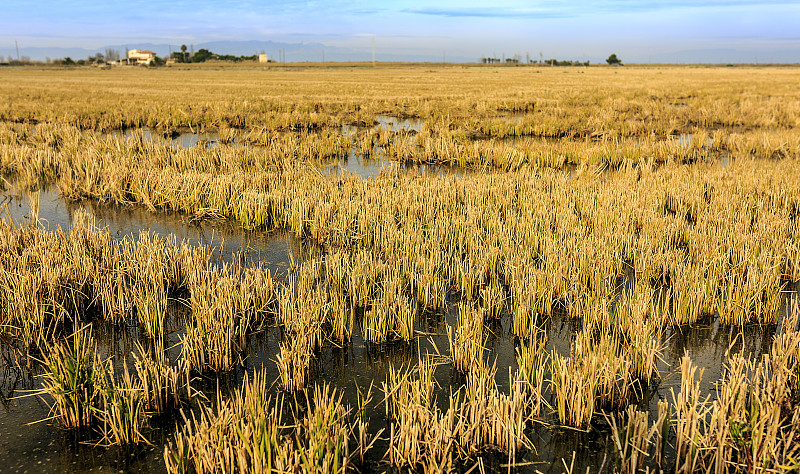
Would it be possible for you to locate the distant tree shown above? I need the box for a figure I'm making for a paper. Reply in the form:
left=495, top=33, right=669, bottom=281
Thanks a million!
left=105, top=48, right=120, bottom=62
left=215, top=53, right=257, bottom=62
left=62, top=57, right=75, bottom=65
left=606, top=53, right=622, bottom=65
left=180, top=44, right=188, bottom=62
left=190, top=48, right=214, bottom=63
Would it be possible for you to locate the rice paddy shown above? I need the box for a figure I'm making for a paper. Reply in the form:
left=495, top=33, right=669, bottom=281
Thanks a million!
left=1, top=64, right=800, bottom=473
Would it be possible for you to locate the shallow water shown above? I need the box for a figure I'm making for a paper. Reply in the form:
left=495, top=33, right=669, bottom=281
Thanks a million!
left=2, top=291, right=794, bottom=473
left=0, top=185, right=313, bottom=473
left=673, top=132, right=717, bottom=150
left=103, top=122, right=464, bottom=180
left=321, top=147, right=467, bottom=179
left=1, top=182, right=799, bottom=473
left=0, top=185, right=310, bottom=276
left=108, top=128, right=222, bottom=149
left=374, top=115, right=425, bottom=133
left=340, top=115, right=425, bottom=136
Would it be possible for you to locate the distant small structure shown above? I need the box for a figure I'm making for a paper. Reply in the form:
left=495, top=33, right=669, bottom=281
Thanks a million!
left=127, top=49, right=156, bottom=65
left=259, top=53, right=269, bottom=64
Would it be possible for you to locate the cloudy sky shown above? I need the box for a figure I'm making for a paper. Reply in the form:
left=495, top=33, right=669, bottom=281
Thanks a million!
left=2, top=0, right=798, bottom=62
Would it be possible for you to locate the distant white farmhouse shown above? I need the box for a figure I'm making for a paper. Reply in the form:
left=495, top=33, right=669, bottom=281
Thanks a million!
left=259, top=53, right=269, bottom=63
left=127, top=49, right=156, bottom=65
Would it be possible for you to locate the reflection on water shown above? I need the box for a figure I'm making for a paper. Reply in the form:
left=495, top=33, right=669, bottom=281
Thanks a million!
left=374, top=114, right=425, bottom=133
left=320, top=147, right=467, bottom=179
left=662, top=321, right=776, bottom=395
left=340, top=115, right=424, bottom=136
left=0, top=184, right=315, bottom=472
left=107, top=115, right=425, bottom=151
left=1, top=184, right=799, bottom=473
left=1, top=279, right=797, bottom=473
left=103, top=119, right=463, bottom=180
left=108, top=128, right=222, bottom=149
left=340, top=123, right=359, bottom=137
left=0, top=185, right=310, bottom=276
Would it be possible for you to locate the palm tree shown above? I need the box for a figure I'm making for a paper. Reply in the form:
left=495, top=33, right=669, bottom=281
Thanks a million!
left=180, top=44, right=187, bottom=63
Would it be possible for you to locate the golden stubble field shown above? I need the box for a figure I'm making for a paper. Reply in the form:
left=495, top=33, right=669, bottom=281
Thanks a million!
left=0, top=64, right=799, bottom=473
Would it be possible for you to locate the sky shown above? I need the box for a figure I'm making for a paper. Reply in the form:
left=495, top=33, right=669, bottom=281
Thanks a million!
left=1, top=0, right=798, bottom=63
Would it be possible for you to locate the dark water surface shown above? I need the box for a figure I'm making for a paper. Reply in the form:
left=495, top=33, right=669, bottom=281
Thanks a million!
left=1, top=185, right=309, bottom=275
left=108, top=128, right=223, bottom=149
left=321, top=147, right=467, bottom=179
left=0, top=184, right=798, bottom=473
left=102, top=120, right=463, bottom=180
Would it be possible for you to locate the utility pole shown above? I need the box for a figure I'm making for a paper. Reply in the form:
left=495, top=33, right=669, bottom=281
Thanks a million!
left=15, top=40, right=20, bottom=61
left=371, top=37, right=375, bottom=67
left=443, top=50, right=445, bottom=66
left=322, top=49, right=325, bottom=65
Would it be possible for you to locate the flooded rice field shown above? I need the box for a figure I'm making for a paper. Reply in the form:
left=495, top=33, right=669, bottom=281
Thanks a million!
left=2, top=308, right=795, bottom=472
left=0, top=186, right=313, bottom=275
left=2, top=66, right=800, bottom=474
left=321, top=148, right=468, bottom=179
left=1, top=175, right=798, bottom=473
left=107, top=128, right=225, bottom=150
left=100, top=116, right=463, bottom=179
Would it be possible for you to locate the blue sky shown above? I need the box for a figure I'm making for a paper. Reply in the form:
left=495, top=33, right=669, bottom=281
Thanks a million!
left=2, top=1, right=798, bottom=62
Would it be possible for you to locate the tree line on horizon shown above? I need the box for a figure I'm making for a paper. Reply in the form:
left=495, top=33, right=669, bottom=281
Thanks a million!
left=480, top=53, right=622, bottom=66
left=169, top=44, right=268, bottom=63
